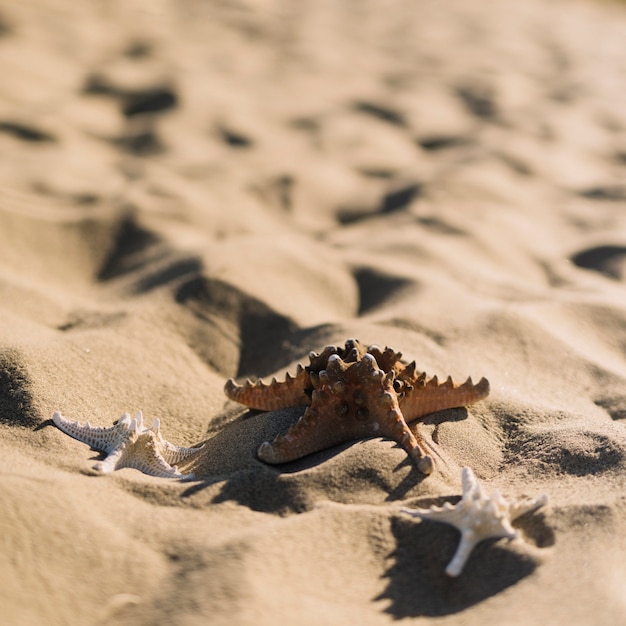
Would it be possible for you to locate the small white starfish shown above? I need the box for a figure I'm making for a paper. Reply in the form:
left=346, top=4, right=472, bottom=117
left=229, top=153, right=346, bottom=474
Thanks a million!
left=401, top=466, right=548, bottom=577
left=52, top=410, right=204, bottom=479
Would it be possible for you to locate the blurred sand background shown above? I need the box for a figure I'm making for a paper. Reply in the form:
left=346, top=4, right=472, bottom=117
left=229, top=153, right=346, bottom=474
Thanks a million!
left=2, top=0, right=626, bottom=624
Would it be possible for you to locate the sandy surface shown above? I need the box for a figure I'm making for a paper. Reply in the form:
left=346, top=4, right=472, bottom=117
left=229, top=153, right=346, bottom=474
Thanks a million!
left=2, top=0, right=626, bottom=624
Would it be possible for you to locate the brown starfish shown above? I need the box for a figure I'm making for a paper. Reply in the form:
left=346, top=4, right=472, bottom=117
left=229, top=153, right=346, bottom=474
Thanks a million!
left=224, top=339, right=490, bottom=475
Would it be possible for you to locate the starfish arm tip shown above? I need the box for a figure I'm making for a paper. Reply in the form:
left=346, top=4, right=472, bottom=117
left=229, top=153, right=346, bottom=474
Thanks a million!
left=92, top=460, right=113, bottom=474
left=445, top=533, right=478, bottom=577
left=257, top=441, right=280, bottom=464
left=417, top=454, right=434, bottom=475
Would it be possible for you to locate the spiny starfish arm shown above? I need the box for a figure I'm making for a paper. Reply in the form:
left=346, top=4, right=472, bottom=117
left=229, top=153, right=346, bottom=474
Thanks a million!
left=53, top=411, right=132, bottom=454
left=401, top=501, right=466, bottom=525
left=115, top=442, right=192, bottom=479
left=363, top=344, right=403, bottom=373
left=160, top=439, right=206, bottom=466
left=375, top=404, right=434, bottom=474
left=257, top=403, right=352, bottom=463
left=398, top=375, right=490, bottom=423
left=258, top=406, right=433, bottom=473
left=224, top=364, right=311, bottom=410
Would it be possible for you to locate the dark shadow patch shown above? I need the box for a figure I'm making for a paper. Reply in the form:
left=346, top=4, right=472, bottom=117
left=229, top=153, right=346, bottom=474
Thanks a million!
left=97, top=216, right=200, bottom=291
left=425, top=407, right=469, bottom=432
left=83, top=73, right=121, bottom=97
left=290, top=116, right=319, bottom=132
left=133, top=258, right=202, bottom=293
left=358, top=168, right=396, bottom=179
left=97, top=216, right=162, bottom=281
left=570, top=245, right=626, bottom=280
left=121, top=86, right=178, bottom=118
left=0, top=350, right=38, bottom=428
left=74, top=193, right=100, bottom=206
left=456, top=84, right=498, bottom=120
left=124, top=40, right=153, bottom=59
left=384, top=460, right=434, bottom=502
left=208, top=468, right=314, bottom=515
left=377, top=516, right=538, bottom=617
left=0, top=12, right=12, bottom=37
left=354, top=267, right=414, bottom=315
left=353, top=101, right=406, bottom=127
left=338, top=182, right=421, bottom=225
left=418, top=135, right=471, bottom=151
left=176, top=276, right=299, bottom=378
left=579, top=185, right=626, bottom=202
left=205, top=451, right=431, bottom=514
left=83, top=74, right=178, bottom=119
left=594, top=396, right=626, bottom=420
left=0, top=121, right=55, bottom=142
left=521, top=508, right=556, bottom=549
left=337, top=207, right=377, bottom=225
left=381, top=182, right=421, bottom=214
left=417, top=215, right=465, bottom=236
left=550, top=503, right=613, bottom=532
left=615, top=151, right=626, bottom=165
left=216, top=125, right=253, bottom=148
left=594, top=396, right=626, bottom=421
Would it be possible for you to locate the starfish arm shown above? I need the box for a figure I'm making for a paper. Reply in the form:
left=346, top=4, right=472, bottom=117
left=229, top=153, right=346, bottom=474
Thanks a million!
left=258, top=403, right=354, bottom=463
left=93, top=448, right=125, bottom=473
left=160, top=440, right=206, bottom=466
left=398, top=375, right=490, bottom=422
left=402, top=502, right=472, bottom=529
left=374, top=403, right=434, bottom=474
left=116, top=449, right=191, bottom=479
left=366, top=345, right=404, bottom=373
left=53, top=411, right=130, bottom=454
left=118, top=425, right=200, bottom=478
left=446, top=528, right=479, bottom=577
left=508, top=494, right=549, bottom=520
left=224, top=364, right=311, bottom=410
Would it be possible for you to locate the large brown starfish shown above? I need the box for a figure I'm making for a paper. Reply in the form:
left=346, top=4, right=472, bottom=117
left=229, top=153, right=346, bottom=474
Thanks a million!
left=224, top=339, right=490, bottom=475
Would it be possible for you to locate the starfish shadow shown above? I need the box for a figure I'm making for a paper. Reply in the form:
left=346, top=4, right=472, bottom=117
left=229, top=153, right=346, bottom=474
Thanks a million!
left=177, top=405, right=435, bottom=513
left=383, top=407, right=471, bottom=502
left=385, top=458, right=430, bottom=501
left=33, top=418, right=55, bottom=432
left=422, top=406, right=470, bottom=431
left=376, top=513, right=552, bottom=618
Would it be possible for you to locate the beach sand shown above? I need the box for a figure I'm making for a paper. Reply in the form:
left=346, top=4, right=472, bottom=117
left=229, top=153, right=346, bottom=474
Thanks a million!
left=2, top=0, right=626, bottom=624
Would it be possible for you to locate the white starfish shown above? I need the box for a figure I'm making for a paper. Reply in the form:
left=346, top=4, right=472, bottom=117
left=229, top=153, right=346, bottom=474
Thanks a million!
left=52, top=410, right=204, bottom=479
left=401, top=466, right=548, bottom=577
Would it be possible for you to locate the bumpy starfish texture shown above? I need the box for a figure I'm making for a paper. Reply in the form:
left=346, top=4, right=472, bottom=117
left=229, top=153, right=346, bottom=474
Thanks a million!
left=401, top=466, right=548, bottom=576
left=224, top=338, right=490, bottom=475
left=52, top=410, right=204, bottom=479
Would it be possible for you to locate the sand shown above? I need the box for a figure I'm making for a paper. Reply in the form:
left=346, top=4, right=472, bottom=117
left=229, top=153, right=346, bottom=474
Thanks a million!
left=2, top=0, right=626, bottom=624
